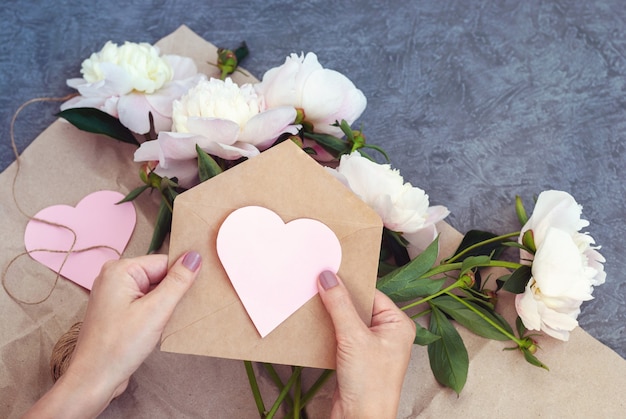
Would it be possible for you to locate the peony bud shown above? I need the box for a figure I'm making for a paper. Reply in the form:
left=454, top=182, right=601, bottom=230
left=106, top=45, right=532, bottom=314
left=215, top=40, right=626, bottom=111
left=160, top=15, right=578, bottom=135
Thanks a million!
left=515, top=195, right=529, bottom=225
left=350, top=130, right=366, bottom=152
left=521, top=229, right=536, bottom=253
left=139, top=161, right=158, bottom=185
left=217, top=42, right=249, bottom=80
left=460, top=272, right=475, bottom=288
left=217, top=48, right=238, bottom=80
left=521, top=337, right=538, bottom=354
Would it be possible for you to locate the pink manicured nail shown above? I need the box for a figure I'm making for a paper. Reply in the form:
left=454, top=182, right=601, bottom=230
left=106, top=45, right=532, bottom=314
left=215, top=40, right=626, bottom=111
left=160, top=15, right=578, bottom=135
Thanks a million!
left=182, top=251, right=202, bottom=272
left=319, top=270, right=338, bottom=290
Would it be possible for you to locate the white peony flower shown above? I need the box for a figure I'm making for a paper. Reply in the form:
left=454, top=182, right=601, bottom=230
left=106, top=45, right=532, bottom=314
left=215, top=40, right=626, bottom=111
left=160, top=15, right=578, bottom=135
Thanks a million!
left=515, top=190, right=605, bottom=341
left=81, top=41, right=172, bottom=93
left=61, top=41, right=204, bottom=134
left=326, top=152, right=448, bottom=258
left=255, top=52, right=366, bottom=137
left=134, top=78, right=298, bottom=187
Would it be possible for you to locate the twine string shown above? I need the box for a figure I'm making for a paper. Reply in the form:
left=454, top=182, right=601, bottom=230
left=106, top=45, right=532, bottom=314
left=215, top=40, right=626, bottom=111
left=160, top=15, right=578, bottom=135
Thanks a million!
left=9, top=95, right=76, bottom=218
left=1, top=94, right=122, bottom=305
left=3, top=95, right=125, bottom=380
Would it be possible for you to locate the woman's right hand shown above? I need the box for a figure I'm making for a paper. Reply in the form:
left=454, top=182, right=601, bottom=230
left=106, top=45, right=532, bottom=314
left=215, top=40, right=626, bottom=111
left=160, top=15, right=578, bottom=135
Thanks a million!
left=318, top=271, right=416, bottom=419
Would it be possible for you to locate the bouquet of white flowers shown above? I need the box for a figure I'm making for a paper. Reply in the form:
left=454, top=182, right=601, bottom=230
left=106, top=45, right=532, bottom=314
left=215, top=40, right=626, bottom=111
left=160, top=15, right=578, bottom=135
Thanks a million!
left=58, top=38, right=605, bottom=415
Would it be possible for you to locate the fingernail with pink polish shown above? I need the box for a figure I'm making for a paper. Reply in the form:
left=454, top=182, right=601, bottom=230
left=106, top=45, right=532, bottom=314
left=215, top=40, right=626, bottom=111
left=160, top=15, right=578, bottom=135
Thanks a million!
left=319, top=270, right=338, bottom=290
left=182, top=251, right=202, bottom=272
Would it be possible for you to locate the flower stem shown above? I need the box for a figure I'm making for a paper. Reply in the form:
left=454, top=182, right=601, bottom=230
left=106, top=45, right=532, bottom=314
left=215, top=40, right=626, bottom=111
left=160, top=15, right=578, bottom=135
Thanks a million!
left=420, top=262, right=463, bottom=278
left=244, top=361, right=266, bottom=418
left=422, top=258, right=523, bottom=280
left=445, top=231, right=521, bottom=264
left=445, top=292, right=524, bottom=346
left=266, top=367, right=303, bottom=419
left=262, top=363, right=293, bottom=410
left=301, top=369, right=334, bottom=407
left=400, top=259, right=522, bottom=312
left=482, top=260, right=524, bottom=270
left=293, top=367, right=301, bottom=418
left=400, top=277, right=467, bottom=311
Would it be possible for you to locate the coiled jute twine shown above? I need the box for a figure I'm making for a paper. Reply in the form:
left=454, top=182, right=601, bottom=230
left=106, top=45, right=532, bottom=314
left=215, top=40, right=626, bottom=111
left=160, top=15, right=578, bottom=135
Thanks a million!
left=3, top=95, right=118, bottom=382
left=50, top=322, right=82, bottom=381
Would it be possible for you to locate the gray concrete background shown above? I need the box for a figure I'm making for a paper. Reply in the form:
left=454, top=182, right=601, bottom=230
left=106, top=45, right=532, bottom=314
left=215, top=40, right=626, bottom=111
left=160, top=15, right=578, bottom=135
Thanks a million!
left=1, top=0, right=624, bottom=361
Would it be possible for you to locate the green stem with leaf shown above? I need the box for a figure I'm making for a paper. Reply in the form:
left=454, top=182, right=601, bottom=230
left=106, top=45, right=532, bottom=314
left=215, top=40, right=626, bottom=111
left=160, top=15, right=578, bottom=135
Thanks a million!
left=419, top=259, right=521, bottom=279
left=400, top=259, right=522, bottom=312
left=445, top=293, right=525, bottom=346
left=400, top=277, right=469, bottom=312
left=445, top=231, right=521, bottom=264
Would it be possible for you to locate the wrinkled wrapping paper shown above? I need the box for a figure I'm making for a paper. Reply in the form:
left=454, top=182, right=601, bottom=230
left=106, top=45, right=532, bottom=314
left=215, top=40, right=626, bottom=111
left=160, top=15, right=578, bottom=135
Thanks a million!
left=1, top=26, right=624, bottom=418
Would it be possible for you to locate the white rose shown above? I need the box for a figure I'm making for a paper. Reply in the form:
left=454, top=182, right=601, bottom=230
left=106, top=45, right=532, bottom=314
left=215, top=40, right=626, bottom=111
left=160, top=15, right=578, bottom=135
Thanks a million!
left=134, top=78, right=298, bottom=187
left=255, top=52, right=366, bottom=137
left=61, top=41, right=203, bottom=134
left=515, top=190, right=605, bottom=341
left=327, top=152, right=448, bottom=258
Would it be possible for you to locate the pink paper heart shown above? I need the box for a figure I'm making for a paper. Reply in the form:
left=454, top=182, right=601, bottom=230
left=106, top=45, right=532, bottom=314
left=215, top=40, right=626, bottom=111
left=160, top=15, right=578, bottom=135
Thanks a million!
left=24, top=190, right=136, bottom=290
left=216, top=206, right=342, bottom=338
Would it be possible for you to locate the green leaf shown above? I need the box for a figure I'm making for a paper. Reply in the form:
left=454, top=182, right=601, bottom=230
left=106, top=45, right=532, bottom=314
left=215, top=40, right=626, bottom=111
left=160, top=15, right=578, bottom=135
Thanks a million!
left=381, top=228, right=410, bottom=267
left=414, top=322, right=441, bottom=345
left=377, top=237, right=441, bottom=302
left=196, top=145, right=223, bottom=182
left=383, top=277, right=446, bottom=303
left=461, top=286, right=494, bottom=305
left=452, top=230, right=506, bottom=261
left=377, top=261, right=397, bottom=277
left=521, top=348, right=549, bottom=370
left=460, top=255, right=491, bottom=274
left=116, top=185, right=149, bottom=204
left=337, top=119, right=354, bottom=142
left=502, top=265, right=532, bottom=294
left=516, top=316, right=527, bottom=337
left=431, top=295, right=513, bottom=341
left=234, top=41, right=249, bottom=63
left=303, top=132, right=350, bottom=156
left=148, top=198, right=173, bottom=254
left=427, top=306, right=469, bottom=394
left=57, top=108, right=140, bottom=146
left=501, top=241, right=531, bottom=252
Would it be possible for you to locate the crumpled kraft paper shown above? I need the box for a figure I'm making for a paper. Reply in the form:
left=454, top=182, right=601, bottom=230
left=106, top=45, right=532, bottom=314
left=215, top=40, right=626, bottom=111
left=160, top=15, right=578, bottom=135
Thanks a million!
left=1, top=25, right=624, bottom=418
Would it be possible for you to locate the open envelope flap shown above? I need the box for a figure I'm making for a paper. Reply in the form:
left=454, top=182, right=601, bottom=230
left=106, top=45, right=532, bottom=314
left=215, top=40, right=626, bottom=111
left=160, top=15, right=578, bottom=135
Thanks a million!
left=161, top=140, right=383, bottom=369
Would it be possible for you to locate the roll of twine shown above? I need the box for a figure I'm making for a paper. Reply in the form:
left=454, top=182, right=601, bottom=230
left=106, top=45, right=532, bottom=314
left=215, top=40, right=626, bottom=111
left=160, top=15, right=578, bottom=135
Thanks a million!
left=50, top=322, right=82, bottom=381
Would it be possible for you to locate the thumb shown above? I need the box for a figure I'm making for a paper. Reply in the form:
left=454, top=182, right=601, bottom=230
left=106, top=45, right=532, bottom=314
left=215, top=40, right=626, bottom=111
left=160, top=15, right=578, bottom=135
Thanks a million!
left=317, top=270, right=367, bottom=337
left=147, top=251, right=202, bottom=314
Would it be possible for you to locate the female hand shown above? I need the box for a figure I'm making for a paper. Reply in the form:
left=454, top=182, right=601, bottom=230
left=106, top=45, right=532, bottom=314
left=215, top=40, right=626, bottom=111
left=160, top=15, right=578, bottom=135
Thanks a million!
left=318, top=271, right=416, bottom=419
left=24, top=251, right=202, bottom=419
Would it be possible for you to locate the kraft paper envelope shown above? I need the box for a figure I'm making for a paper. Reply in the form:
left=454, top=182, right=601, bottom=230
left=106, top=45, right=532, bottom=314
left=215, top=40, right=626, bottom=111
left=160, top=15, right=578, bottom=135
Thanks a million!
left=160, top=140, right=383, bottom=369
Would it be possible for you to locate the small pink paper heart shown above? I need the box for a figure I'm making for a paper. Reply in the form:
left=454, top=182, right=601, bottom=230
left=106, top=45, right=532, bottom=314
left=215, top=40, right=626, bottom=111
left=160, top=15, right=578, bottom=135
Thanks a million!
left=24, top=190, right=136, bottom=290
left=216, top=206, right=342, bottom=338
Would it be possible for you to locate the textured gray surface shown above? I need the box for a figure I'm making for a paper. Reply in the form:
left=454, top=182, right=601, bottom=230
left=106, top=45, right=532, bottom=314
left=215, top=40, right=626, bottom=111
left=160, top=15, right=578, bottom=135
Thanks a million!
left=1, top=0, right=624, bottom=362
